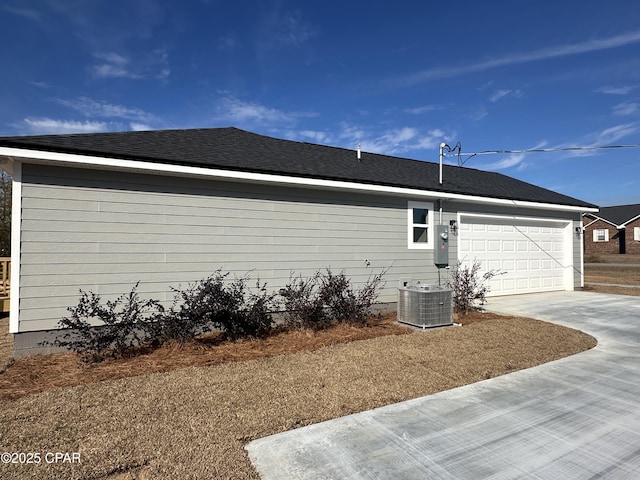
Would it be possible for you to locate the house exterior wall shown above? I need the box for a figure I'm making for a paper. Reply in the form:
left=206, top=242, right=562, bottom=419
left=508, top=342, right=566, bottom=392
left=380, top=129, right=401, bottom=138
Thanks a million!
left=17, top=163, right=452, bottom=335
left=583, top=218, right=620, bottom=255
left=12, top=162, right=582, bottom=355
left=625, top=218, right=640, bottom=255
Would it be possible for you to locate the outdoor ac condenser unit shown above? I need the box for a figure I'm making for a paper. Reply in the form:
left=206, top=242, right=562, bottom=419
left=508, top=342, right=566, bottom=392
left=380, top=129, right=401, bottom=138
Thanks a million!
left=397, top=281, right=453, bottom=329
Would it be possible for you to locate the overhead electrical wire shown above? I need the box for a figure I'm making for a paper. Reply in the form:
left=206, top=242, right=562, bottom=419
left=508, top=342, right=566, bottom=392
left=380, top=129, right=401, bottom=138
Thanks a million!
left=441, top=143, right=640, bottom=166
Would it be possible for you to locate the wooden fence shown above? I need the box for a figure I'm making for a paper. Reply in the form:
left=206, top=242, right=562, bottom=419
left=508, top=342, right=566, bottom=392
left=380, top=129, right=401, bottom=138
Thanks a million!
left=0, top=257, right=9, bottom=313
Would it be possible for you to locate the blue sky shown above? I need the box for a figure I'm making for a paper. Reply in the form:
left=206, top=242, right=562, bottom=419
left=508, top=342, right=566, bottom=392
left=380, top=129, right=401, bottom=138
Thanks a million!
left=2, top=0, right=640, bottom=207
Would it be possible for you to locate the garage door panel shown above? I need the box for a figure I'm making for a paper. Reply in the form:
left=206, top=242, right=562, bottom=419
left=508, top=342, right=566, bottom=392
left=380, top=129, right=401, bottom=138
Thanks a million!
left=459, top=215, right=569, bottom=296
left=487, top=259, right=502, bottom=270
left=473, top=240, right=486, bottom=251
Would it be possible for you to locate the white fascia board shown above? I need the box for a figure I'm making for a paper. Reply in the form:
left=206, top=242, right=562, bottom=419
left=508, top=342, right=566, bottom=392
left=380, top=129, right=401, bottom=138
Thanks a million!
left=621, top=213, right=640, bottom=227
left=0, top=146, right=595, bottom=213
left=459, top=212, right=573, bottom=225
left=583, top=218, right=600, bottom=229
left=9, top=161, right=21, bottom=333
left=588, top=215, right=620, bottom=228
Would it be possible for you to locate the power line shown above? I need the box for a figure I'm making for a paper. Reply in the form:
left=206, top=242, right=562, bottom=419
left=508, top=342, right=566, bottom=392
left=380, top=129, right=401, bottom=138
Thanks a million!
left=441, top=143, right=640, bottom=166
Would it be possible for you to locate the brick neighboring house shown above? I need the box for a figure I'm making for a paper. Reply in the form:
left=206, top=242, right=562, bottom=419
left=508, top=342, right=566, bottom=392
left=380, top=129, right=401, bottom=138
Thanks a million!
left=583, top=203, right=640, bottom=255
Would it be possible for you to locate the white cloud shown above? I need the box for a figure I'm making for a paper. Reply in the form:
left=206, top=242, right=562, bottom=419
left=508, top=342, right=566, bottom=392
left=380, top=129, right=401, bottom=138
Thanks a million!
left=489, top=89, right=522, bottom=102
left=480, top=141, right=548, bottom=171
left=338, top=123, right=450, bottom=156
left=297, top=130, right=332, bottom=144
left=218, top=34, right=239, bottom=51
left=392, top=30, right=640, bottom=86
left=213, top=95, right=316, bottom=126
left=90, top=50, right=169, bottom=81
left=1, top=5, right=41, bottom=22
left=594, top=123, right=639, bottom=144
left=482, top=152, right=526, bottom=170
left=55, top=97, right=157, bottom=124
left=597, top=85, right=636, bottom=95
left=403, top=105, right=438, bottom=115
left=130, top=122, right=151, bottom=131
left=259, top=9, right=317, bottom=49
left=470, top=108, right=488, bottom=121
left=91, top=52, right=141, bottom=79
left=28, top=81, right=49, bottom=89
left=21, top=118, right=108, bottom=135
left=612, top=102, right=639, bottom=116
left=548, top=124, right=639, bottom=159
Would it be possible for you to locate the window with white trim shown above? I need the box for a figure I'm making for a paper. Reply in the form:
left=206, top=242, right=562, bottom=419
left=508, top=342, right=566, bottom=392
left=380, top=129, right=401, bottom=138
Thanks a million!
left=634, top=227, right=640, bottom=241
left=593, top=229, right=609, bottom=242
left=408, top=201, right=434, bottom=249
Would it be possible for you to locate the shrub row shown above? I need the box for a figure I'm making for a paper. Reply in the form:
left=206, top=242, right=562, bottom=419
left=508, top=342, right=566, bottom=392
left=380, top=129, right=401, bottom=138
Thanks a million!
left=49, top=268, right=386, bottom=362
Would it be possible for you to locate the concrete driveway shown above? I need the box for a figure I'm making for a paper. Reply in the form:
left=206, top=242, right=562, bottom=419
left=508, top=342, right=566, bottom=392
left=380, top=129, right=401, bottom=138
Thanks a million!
left=246, top=291, right=640, bottom=479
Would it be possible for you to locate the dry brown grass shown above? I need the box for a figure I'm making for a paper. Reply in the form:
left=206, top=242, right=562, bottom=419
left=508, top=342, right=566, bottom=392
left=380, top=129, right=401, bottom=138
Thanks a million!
left=585, top=254, right=640, bottom=264
left=584, top=260, right=640, bottom=296
left=582, top=284, right=640, bottom=296
left=0, top=314, right=410, bottom=401
left=584, top=265, right=640, bottom=284
left=0, top=313, right=596, bottom=480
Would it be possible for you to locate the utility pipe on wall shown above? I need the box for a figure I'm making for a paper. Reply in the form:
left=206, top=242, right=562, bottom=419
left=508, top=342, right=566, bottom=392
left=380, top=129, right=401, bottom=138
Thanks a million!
left=439, top=142, right=446, bottom=185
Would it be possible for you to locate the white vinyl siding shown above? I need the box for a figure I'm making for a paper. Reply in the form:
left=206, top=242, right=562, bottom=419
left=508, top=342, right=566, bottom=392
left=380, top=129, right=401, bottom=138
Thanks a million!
left=18, top=164, right=440, bottom=331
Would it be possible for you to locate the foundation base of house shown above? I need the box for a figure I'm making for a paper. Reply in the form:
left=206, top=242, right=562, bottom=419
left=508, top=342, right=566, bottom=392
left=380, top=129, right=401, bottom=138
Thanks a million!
left=12, top=329, right=69, bottom=358
left=11, top=302, right=399, bottom=358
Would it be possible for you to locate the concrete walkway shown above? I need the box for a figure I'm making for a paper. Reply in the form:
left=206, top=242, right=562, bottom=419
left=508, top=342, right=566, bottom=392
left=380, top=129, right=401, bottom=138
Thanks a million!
left=246, top=291, right=640, bottom=479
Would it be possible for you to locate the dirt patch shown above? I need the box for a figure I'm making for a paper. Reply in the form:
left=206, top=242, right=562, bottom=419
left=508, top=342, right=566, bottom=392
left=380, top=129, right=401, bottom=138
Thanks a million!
left=0, top=312, right=595, bottom=480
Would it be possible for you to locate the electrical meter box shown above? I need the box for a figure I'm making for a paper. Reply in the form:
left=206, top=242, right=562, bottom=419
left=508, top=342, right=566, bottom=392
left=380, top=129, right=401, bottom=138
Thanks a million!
left=434, top=224, right=449, bottom=267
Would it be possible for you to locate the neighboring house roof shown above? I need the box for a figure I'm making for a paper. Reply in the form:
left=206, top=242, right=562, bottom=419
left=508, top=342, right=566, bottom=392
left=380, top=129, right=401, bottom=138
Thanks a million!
left=585, top=203, right=640, bottom=227
left=0, top=127, right=597, bottom=209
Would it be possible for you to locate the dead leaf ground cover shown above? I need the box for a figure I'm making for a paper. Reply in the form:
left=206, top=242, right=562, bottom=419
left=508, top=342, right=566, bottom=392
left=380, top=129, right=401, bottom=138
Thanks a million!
left=0, top=312, right=595, bottom=480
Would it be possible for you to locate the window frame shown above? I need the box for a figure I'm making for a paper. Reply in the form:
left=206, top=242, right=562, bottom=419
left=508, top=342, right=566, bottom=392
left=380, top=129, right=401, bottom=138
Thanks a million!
left=407, top=201, right=434, bottom=249
left=593, top=229, right=609, bottom=242
left=634, top=226, right=640, bottom=242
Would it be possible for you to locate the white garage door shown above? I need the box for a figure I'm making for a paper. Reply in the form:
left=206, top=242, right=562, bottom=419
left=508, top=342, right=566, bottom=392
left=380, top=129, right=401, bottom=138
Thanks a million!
left=458, top=215, right=571, bottom=296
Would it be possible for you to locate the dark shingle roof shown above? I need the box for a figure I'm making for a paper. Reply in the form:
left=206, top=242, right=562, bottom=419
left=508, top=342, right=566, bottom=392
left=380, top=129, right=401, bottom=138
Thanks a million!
left=591, top=203, right=640, bottom=226
left=0, top=127, right=596, bottom=208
